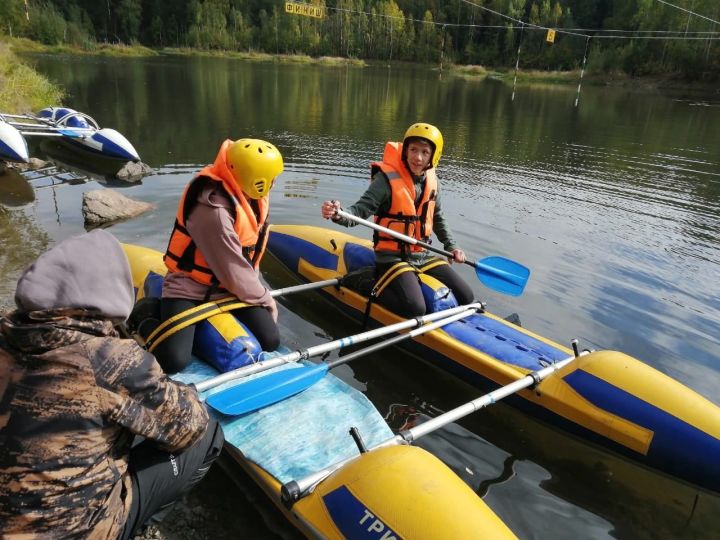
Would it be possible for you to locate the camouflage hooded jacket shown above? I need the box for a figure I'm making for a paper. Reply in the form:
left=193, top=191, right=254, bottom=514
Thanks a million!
left=0, top=311, right=209, bottom=539
left=0, top=231, right=209, bottom=539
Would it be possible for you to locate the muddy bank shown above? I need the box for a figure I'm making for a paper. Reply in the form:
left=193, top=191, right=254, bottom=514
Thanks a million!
left=136, top=456, right=296, bottom=539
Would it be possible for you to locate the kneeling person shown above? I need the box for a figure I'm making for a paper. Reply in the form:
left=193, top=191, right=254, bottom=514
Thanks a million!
left=0, top=230, right=223, bottom=539
left=158, top=138, right=284, bottom=373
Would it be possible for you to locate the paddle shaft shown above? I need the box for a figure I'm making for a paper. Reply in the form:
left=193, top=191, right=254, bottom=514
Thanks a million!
left=206, top=307, right=479, bottom=416
left=194, top=302, right=482, bottom=393
left=269, top=278, right=339, bottom=298
left=281, top=351, right=585, bottom=502
left=326, top=308, right=475, bottom=369
left=334, top=208, right=530, bottom=294
left=400, top=353, right=582, bottom=442
left=335, top=209, right=471, bottom=267
left=9, top=121, right=89, bottom=131
left=18, top=132, right=66, bottom=137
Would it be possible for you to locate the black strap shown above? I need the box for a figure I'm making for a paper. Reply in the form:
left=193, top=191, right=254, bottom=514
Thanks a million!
left=361, top=291, right=377, bottom=331
left=202, top=281, right=222, bottom=302
left=144, top=296, right=250, bottom=353
left=177, top=240, right=198, bottom=273
left=361, top=262, right=417, bottom=329
left=418, top=189, right=436, bottom=238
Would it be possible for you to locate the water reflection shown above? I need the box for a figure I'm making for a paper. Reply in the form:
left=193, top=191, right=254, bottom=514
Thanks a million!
left=10, top=55, right=720, bottom=538
left=38, top=140, right=131, bottom=185
left=384, top=385, right=719, bottom=539
left=0, top=168, right=35, bottom=207
left=282, top=176, right=319, bottom=199
left=0, top=177, right=50, bottom=307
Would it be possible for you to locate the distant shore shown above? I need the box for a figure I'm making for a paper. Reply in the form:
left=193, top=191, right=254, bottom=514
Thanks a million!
left=6, top=36, right=718, bottom=93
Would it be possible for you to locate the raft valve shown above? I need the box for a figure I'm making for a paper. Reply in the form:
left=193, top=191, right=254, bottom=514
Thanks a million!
left=350, top=426, right=368, bottom=454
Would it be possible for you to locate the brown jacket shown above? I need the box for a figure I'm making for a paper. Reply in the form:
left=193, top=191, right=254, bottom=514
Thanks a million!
left=162, top=180, right=274, bottom=308
left=0, top=311, right=209, bottom=539
left=0, top=230, right=209, bottom=539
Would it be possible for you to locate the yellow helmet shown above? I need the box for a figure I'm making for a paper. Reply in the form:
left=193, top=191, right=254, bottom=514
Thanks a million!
left=403, top=123, right=444, bottom=168
left=226, top=139, right=284, bottom=199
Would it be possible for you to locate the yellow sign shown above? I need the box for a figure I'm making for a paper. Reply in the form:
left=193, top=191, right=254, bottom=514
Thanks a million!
left=546, top=29, right=556, bottom=43
left=285, top=2, right=325, bottom=19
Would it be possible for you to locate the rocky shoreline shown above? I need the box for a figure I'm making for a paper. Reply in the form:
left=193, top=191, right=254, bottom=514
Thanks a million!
left=133, top=469, right=272, bottom=540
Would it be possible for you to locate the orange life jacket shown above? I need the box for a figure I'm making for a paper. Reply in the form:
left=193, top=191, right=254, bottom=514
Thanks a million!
left=164, top=140, right=270, bottom=286
left=370, top=142, right=437, bottom=255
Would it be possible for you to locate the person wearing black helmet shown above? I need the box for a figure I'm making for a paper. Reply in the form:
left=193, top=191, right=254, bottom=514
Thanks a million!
left=321, top=123, right=474, bottom=317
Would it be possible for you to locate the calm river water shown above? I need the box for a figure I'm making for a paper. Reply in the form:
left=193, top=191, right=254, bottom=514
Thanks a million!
left=2, top=54, right=719, bottom=538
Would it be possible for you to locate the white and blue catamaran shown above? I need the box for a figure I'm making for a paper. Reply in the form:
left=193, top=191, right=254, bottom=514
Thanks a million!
left=0, top=107, right=139, bottom=163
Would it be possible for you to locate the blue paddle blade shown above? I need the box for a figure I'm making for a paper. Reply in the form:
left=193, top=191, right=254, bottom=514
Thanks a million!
left=57, top=128, right=81, bottom=138
left=475, top=256, right=530, bottom=296
left=206, top=363, right=330, bottom=416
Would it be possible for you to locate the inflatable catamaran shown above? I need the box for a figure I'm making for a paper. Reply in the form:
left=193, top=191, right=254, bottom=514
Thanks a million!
left=265, top=224, right=720, bottom=494
left=122, top=243, right=518, bottom=538
left=0, top=107, right=139, bottom=163
left=122, top=223, right=720, bottom=536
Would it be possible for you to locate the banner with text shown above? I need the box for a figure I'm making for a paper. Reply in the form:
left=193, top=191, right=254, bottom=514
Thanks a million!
left=285, top=2, right=325, bottom=19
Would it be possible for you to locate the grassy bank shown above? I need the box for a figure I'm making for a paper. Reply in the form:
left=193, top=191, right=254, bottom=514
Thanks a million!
left=6, top=37, right=363, bottom=65
left=501, top=69, right=583, bottom=85
left=448, top=64, right=490, bottom=79
left=451, top=67, right=587, bottom=85
left=7, top=36, right=363, bottom=65
left=0, top=41, right=63, bottom=113
left=161, top=47, right=366, bottom=66
left=455, top=65, right=719, bottom=91
left=7, top=37, right=157, bottom=58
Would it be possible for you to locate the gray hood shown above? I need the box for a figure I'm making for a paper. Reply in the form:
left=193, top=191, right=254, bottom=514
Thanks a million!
left=14, top=229, right=134, bottom=321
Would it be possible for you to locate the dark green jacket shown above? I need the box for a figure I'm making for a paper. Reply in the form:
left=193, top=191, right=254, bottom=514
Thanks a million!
left=334, top=170, right=457, bottom=265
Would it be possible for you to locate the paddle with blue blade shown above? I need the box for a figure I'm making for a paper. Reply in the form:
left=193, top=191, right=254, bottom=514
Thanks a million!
left=195, top=302, right=481, bottom=393
left=334, top=208, right=530, bottom=296
left=205, top=306, right=480, bottom=416
left=56, top=128, right=83, bottom=138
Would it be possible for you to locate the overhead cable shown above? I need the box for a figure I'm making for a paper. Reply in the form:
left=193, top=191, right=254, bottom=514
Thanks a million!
left=325, top=3, right=720, bottom=42
left=653, top=0, right=720, bottom=25
left=459, top=0, right=590, bottom=38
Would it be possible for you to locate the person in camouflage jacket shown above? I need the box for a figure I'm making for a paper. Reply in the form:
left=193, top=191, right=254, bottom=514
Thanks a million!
left=0, top=229, right=223, bottom=539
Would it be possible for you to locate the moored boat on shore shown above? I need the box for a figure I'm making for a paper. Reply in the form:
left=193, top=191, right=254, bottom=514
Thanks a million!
left=0, top=107, right=139, bottom=164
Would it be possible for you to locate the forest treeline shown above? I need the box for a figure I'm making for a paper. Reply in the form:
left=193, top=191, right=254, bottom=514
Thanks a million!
left=1, top=1, right=718, bottom=80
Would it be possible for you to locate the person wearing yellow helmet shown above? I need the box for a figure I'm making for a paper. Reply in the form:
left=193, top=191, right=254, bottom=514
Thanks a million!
left=226, top=138, right=284, bottom=199
left=156, top=138, right=284, bottom=373
left=321, top=123, right=474, bottom=317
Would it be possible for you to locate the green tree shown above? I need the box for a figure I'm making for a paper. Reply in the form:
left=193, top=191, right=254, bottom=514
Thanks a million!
left=229, top=8, right=253, bottom=50
left=29, top=2, right=67, bottom=45
left=116, top=0, right=142, bottom=43
left=0, top=0, right=30, bottom=37
left=188, top=0, right=231, bottom=49
left=418, top=10, right=440, bottom=63
left=377, top=0, right=406, bottom=61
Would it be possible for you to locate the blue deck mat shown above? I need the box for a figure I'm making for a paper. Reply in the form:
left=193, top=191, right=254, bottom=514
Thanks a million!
left=173, top=349, right=394, bottom=485
left=442, top=313, right=570, bottom=370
